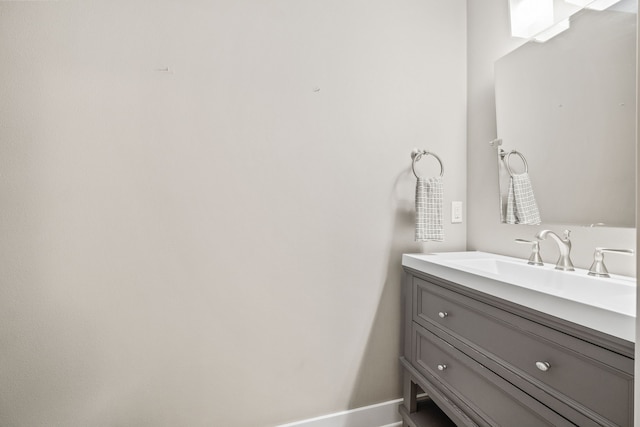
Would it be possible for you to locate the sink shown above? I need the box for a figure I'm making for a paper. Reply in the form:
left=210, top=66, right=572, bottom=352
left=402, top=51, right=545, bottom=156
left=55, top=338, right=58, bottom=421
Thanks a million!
left=444, top=256, right=635, bottom=312
left=402, top=251, right=636, bottom=342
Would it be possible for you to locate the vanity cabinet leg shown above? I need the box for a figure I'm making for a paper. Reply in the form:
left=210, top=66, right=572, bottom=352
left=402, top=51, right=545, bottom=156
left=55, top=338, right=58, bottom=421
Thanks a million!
left=403, top=371, right=418, bottom=413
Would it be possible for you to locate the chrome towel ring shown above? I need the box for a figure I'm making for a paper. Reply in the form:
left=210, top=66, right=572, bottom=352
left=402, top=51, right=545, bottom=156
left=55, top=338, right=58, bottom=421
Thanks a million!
left=411, top=149, right=444, bottom=179
left=505, top=150, right=528, bottom=176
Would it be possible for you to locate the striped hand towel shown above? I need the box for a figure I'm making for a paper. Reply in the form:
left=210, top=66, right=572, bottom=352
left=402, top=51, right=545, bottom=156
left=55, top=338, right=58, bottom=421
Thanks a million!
left=506, top=172, right=541, bottom=225
left=415, top=176, right=444, bottom=242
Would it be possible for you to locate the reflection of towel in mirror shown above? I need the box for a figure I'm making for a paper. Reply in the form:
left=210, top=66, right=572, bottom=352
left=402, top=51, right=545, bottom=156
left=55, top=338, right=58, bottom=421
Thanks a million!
left=415, top=176, right=444, bottom=241
left=506, top=173, right=541, bottom=225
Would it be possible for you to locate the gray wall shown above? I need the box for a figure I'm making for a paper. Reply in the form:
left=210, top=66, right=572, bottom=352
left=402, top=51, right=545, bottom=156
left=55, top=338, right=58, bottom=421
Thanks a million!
left=467, top=0, right=636, bottom=277
left=0, top=1, right=466, bottom=426
left=636, top=9, right=639, bottom=427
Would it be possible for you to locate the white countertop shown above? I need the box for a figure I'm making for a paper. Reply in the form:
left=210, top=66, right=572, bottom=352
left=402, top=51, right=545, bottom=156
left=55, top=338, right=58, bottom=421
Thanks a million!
left=403, top=251, right=636, bottom=342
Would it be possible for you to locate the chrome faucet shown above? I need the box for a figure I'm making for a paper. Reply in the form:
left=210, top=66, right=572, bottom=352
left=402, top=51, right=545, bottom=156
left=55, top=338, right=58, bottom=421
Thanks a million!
left=536, top=229, right=574, bottom=271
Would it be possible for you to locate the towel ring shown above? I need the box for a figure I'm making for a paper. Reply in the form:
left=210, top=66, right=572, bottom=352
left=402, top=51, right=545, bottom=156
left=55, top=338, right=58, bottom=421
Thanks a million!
left=412, top=150, right=444, bottom=179
left=505, top=150, right=528, bottom=176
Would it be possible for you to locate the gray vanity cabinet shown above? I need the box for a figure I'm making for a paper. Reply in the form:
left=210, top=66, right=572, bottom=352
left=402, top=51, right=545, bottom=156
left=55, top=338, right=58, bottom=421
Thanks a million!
left=399, top=267, right=635, bottom=427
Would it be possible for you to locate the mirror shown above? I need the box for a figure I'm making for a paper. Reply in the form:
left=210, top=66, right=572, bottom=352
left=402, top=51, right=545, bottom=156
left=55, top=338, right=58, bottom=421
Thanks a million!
left=494, top=2, right=637, bottom=227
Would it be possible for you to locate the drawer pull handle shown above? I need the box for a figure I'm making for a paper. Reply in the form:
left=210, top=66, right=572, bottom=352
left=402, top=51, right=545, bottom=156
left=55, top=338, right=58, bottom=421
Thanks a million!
left=437, top=364, right=447, bottom=371
left=438, top=312, right=448, bottom=318
left=535, top=361, right=551, bottom=372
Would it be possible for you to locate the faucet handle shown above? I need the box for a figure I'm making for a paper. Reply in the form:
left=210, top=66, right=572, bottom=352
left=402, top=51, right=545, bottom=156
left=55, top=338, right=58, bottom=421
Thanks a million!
left=588, top=248, right=634, bottom=278
left=563, top=229, right=571, bottom=240
left=515, top=239, right=544, bottom=266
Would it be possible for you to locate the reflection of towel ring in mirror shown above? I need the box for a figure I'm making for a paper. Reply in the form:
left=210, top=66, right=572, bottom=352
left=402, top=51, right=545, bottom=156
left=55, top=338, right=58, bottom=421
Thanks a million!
left=411, top=150, right=444, bottom=179
left=505, top=150, right=528, bottom=175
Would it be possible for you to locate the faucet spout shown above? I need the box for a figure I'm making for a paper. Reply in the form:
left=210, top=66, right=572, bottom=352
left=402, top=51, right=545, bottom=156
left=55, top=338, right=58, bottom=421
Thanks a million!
left=536, top=229, right=575, bottom=271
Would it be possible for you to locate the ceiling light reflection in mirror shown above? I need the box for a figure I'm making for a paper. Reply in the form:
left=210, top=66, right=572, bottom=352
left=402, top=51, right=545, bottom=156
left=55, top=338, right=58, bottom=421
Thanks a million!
left=510, top=0, right=631, bottom=42
left=509, top=0, right=554, bottom=38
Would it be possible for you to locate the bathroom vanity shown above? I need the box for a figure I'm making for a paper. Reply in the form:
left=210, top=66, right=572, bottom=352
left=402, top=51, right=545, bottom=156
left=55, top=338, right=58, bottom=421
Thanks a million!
left=399, top=252, right=635, bottom=427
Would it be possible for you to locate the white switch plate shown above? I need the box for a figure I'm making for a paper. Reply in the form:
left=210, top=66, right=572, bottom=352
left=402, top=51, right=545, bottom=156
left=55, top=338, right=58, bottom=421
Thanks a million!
left=451, top=201, right=463, bottom=223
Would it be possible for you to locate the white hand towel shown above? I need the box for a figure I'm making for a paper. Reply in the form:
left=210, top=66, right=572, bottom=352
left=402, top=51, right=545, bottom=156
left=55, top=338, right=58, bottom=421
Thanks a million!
left=415, top=176, right=444, bottom=242
left=506, top=172, right=541, bottom=225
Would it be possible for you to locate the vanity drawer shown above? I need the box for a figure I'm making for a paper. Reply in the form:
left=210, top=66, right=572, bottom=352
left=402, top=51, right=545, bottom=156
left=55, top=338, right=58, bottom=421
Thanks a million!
left=413, top=278, right=633, bottom=426
left=412, top=323, right=574, bottom=427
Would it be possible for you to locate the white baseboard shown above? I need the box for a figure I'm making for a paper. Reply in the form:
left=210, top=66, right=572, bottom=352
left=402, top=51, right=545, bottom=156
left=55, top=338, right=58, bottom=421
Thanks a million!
left=276, top=398, right=403, bottom=427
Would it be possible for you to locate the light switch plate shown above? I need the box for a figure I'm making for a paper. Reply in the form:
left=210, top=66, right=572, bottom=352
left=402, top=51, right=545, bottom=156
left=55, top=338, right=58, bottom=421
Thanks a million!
left=451, top=201, right=463, bottom=223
